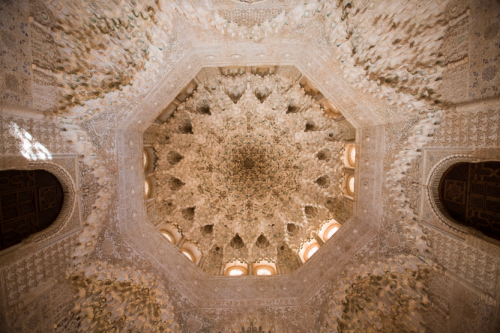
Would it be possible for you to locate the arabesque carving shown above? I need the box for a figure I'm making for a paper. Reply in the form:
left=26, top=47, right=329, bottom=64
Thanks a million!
left=0, top=0, right=499, bottom=332
left=151, top=70, right=351, bottom=269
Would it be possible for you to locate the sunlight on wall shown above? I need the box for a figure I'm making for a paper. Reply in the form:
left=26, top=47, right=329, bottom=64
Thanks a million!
left=9, top=122, right=52, bottom=161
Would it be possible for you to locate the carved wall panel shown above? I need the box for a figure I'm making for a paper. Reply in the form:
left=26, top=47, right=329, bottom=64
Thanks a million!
left=0, top=115, right=73, bottom=156
left=1, top=233, right=78, bottom=307
left=0, top=0, right=33, bottom=109
left=425, top=226, right=499, bottom=296
left=429, top=109, right=500, bottom=149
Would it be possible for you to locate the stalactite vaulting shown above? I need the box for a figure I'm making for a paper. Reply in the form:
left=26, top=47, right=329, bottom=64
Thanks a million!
left=0, top=0, right=499, bottom=332
left=153, top=72, right=349, bottom=268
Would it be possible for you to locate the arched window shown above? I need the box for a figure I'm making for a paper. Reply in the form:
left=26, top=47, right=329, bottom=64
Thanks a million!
left=257, top=268, right=271, bottom=275
left=160, top=229, right=173, bottom=242
left=304, top=243, right=320, bottom=260
left=254, top=266, right=276, bottom=276
left=226, top=266, right=247, bottom=276
left=323, top=222, right=341, bottom=241
left=142, top=148, right=156, bottom=194
left=326, top=226, right=339, bottom=239
left=181, top=249, right=194, bottom=262
left=348, top=146, right=356, bottom=166
left=0, top=170, right=64, bottom=251
left=343, top=143, right=356, bottom=168
left=346, top=175, right=355, bottom=196
left=255, top=266, right=274, bottom=275
left=224, top=261, right=248, bottom=276
left=143, top=150, right=149, bottom=170
left=439, top=162, right=500, bottom=240
left=144, top=179, right=151, bottom=197
left=252, top=261, right=277, bottom=275
left=144, top=176, right=157, bottom=200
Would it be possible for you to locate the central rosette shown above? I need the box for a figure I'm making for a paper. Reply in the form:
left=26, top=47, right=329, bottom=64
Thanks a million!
left=210, top=133, right=300, bottom=203
left=228, top=143, right=277, bottom=197
left=243, top=158, right=255, bottom=169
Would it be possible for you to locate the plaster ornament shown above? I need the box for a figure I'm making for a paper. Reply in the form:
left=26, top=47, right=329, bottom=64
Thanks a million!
left=1, top=0, right=499, bottom=332
left=70, top=262, right=178, bottom=332
left=151, top=71, right=351, bottom=268
left=321, top=255, right=432, bottom=333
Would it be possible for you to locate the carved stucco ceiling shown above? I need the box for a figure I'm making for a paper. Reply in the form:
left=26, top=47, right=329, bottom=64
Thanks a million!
left=149, top=67, right=352, bottom=269
left=50, top=0, right=451, bottom=133
left=208, top=0, right=293, bottom=26
left=21, top=0, right=474, bottom=329
left=51, top=0, right=450, bottom=304
left=207, top=0, right=294, bottom=9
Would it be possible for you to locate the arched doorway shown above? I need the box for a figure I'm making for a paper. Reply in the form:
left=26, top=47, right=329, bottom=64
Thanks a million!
left=439, top=162, right=500, bottom=240
left=0, top=170, right=64, bottom=251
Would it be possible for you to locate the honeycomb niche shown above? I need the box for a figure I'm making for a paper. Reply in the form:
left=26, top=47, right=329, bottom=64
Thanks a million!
left=142, top=66, right=355, bottom=275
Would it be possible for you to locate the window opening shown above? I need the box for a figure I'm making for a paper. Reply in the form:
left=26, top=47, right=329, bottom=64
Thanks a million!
left=326, top=226, right=339, bottom=240
left=229, top=268, right=245, bottom=276
left=347, top=176, right=355, bottom=195
left=143, top=150, right=149, bottom=169
left=348, top=146, right=356, bottom=166
left=160, top=230, right=173, bottom=242
left=182, top=249, right=193, bottom=261
left=305, top=243, right=319, bottom=260
left=145, top=179, right=150, bottom=197
left=256, top=267, right=272, bottom=275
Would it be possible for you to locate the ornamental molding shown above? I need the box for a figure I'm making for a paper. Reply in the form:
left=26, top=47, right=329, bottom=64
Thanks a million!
left=120, top=44, right=400, bottom=133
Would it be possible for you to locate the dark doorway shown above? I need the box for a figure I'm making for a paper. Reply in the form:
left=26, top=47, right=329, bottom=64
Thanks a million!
left=439, top=162, right=500, bottom=240
left=0, top=170, right=64, bottom=251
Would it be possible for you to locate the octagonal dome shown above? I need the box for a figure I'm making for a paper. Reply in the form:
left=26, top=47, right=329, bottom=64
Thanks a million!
left=1, top=0, right=499, bottom=332
left=143, top=66, right=355, bottom=275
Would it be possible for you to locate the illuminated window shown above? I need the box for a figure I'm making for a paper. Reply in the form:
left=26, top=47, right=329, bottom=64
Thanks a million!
left=144, top=179, right=150, bottom=197
left=348, top=146, right=356, bottom=166
left=182, top=249, right=193, bottom=262
left=229, top=268, right=244, bottom=276
left=225, top=266, right=248, bottom=276
left=253, top=265, right=276, bottom=276
left=256, top=267, right=272, bottom=275
left=143, top=150, right=149, bottom=169
left=224, top=260, right=249, bottom=276
left=160, top=230, right=173, bottom=242
left=347, top=175, right=355, bottom=195
left=327, top=227, right=339, bottom=239
left=324, top=223, right=341, bottom=241
left=304, top=243, right=320, bottom=260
